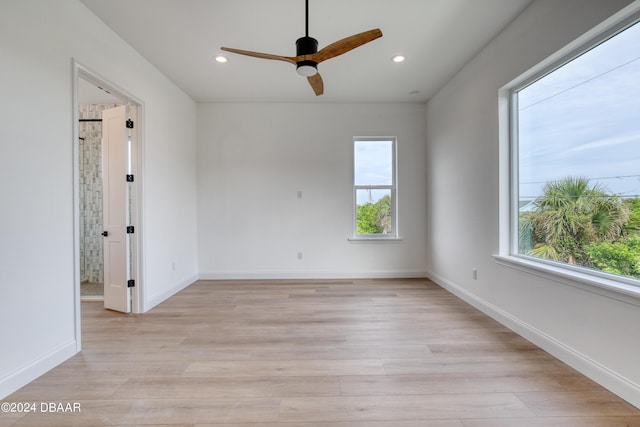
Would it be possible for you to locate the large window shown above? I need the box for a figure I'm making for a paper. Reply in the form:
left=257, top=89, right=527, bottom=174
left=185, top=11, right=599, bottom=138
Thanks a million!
left=353, top=137, right=397, bottom=239
left=509, top=16, right=640, bottom=284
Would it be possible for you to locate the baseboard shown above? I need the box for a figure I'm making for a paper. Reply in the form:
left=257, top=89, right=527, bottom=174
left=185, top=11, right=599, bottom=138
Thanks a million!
left=198, top=269, right=428, bottom=281
left=426, top=269, right=640, bottom=409
left=144, top=274, right=198, bottom=312
left=0, top=339, right=77, bottom=400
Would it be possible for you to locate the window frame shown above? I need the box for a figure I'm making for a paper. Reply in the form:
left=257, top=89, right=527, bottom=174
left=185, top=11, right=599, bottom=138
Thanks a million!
left=351, top=136, right=399, bottom=241
left=497, top=5, right=640, bottom=304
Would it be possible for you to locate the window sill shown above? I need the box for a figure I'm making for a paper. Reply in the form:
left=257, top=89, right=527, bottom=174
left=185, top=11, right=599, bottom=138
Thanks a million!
left=494, top=254, right=640, bottom=307
left=348, top=237, right=403, bottom=244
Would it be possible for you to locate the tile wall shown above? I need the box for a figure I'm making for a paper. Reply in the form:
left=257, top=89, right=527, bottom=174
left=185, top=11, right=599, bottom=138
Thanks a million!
left=79, top=103, right=120, bottom=284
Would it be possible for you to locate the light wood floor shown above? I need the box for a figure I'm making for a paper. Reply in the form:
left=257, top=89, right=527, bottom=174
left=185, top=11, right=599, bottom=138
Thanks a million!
left=5, top=278, right=640, bottom=426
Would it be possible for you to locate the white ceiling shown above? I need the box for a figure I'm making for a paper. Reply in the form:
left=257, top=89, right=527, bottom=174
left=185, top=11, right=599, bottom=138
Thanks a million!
left=79, top=0, right=532, bottom=104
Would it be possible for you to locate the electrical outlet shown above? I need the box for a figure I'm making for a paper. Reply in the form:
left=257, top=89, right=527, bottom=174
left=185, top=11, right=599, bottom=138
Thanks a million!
left=472, top=268, right=478, bottom=280
left=172, top=262, right=176, bottom=271
left=297, top=252, right=303, bottom=260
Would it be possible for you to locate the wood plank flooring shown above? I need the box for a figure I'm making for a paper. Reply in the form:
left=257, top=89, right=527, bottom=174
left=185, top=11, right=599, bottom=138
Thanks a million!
left=4, top=278, right=640, bottom=426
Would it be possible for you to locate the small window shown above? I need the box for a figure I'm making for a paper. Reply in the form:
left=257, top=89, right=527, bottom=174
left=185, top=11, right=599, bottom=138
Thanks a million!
left=510, top=17, right=640, bottom=283
left=353, top=137, right=397, bottom=238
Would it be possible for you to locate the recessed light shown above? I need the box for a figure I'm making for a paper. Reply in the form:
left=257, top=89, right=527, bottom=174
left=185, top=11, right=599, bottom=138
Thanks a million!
left=391, top=55, right=405, bottom=63
left=215, top=56, right=228, bottom=63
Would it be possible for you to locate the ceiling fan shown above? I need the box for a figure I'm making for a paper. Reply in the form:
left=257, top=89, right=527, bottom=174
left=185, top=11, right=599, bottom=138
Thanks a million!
left=220, top=0, right=383, bottom=96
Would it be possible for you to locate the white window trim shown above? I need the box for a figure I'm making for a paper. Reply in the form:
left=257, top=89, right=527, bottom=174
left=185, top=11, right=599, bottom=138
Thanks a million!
left=348, top=237, right=404, bottom=243
left=497, top=3, right=640, bottom=306
left=351, top=136, right=399, bottom=241
left=494, top=255, right=640, bottom=307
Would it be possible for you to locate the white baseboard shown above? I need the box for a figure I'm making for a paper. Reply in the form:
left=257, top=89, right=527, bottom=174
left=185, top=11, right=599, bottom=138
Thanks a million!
left=0, top=340, right=77, bottom=400
left=426, top=269, right=640, bottom=409
left=144, top=274, right=198, bottom=312
left=198, top=269, right=428, bottom=281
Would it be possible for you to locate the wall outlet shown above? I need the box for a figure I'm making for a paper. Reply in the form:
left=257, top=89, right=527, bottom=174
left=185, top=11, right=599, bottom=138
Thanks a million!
left=472, top=268, right=478, bottom=280
left=172, top=262, right=176, bottom=271
left=297, top=252, right=303, bottom=260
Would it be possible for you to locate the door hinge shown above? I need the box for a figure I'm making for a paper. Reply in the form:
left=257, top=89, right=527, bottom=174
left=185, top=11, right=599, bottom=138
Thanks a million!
left=126, top=119, right=134, bottom=129
left=126, top=226, right=135, bottom=234
left=126, top=174, right=134, bottom=182
left=127, top=279, right=135, bottom=288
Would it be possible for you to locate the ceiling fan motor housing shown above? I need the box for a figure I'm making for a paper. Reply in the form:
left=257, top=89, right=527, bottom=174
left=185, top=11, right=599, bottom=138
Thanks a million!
left=296, top=36, right=318, bottom=76
left=296, top=35, right=318, bottom=55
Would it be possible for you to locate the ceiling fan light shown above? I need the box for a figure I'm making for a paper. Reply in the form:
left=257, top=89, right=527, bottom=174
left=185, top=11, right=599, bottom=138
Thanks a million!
left=297, top=63, right=318, bottom=77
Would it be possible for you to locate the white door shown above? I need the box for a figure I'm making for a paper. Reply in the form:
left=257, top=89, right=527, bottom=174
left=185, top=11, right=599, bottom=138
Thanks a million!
left=102, top=105, right=131, bottom=313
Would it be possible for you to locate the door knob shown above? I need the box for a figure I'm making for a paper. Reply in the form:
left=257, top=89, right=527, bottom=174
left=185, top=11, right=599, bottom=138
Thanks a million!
left=102, top=231, right=109, bottom=237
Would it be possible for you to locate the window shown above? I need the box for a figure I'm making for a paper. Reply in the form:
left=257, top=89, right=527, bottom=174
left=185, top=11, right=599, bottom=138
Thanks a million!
left=353, top=137, right=397, bottom=239
left=507, top=15, right=640, bottom=286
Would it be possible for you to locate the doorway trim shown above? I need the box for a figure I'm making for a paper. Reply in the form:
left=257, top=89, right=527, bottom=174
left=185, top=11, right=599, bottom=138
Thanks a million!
left=72, top=60, right=145, bottom=351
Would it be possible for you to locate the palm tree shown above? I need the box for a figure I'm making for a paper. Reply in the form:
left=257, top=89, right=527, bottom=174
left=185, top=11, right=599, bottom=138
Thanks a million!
left=520, top=177, right=629, bottom=265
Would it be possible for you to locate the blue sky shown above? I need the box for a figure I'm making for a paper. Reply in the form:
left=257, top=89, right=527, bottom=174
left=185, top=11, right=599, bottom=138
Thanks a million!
left=354, top=140, right=393, bottom=205
left=518, top=20, right=640, bottom=200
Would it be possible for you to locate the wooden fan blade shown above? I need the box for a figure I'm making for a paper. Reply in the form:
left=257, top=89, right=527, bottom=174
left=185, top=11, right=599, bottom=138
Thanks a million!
left=221, top=47, right=297, bottom=65
left=308, top=73, right=324, bottom=96
left=311, top=29, right=383, bottom=63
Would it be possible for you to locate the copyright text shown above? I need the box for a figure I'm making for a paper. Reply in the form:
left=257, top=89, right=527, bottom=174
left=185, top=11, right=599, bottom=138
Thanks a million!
left=1, top=402, right=81, bottom=414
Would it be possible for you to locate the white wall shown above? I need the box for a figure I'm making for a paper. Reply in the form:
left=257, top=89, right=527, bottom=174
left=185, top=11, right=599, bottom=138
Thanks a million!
left=197, top=103, right=428, bottom=279
left=0, top=0, right=198, bottom=398
left=426, top=0, right=640, bottom=407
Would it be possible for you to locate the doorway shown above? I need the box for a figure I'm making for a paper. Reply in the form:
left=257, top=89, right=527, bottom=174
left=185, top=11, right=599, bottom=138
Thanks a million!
left=74, top=63, right=143, bottom=327
left=79, top=100, right=123, bottom=299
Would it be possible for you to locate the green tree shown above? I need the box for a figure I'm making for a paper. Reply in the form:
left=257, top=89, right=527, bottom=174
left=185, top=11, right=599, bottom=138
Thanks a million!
left=520, top=177, right=629, bottom=265
left=357, top=202, right=382, bottom=234
left=356, top=195, right=392, bottom=235
left=376, top=194, right=392, bottom=234
left=623, top=198, right=640, bottom=236
left=586, top=235, right=640, bottom=278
